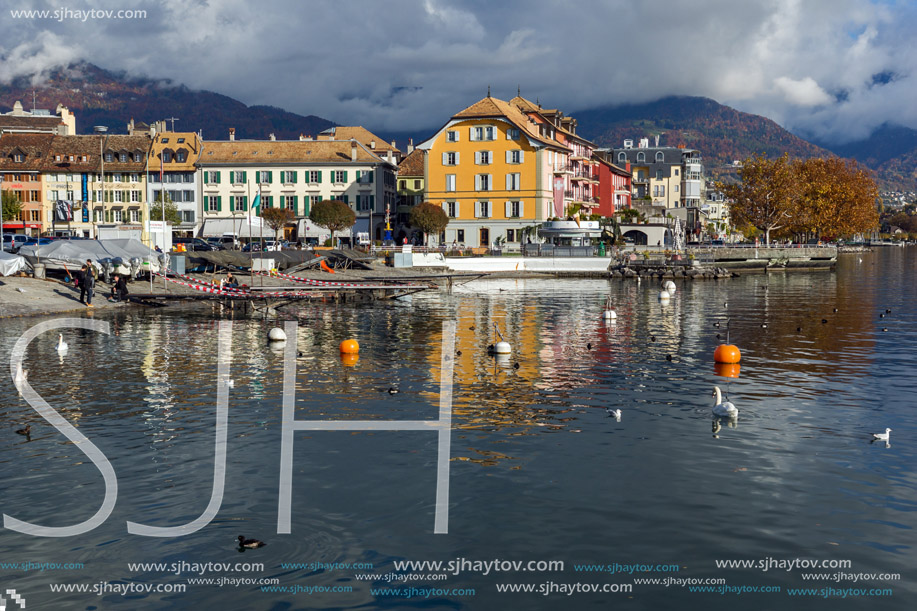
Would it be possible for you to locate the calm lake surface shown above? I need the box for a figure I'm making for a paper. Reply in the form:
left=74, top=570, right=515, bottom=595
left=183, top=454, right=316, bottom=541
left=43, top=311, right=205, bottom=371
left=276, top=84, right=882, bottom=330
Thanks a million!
left=1, top=248, right=915, bottom=610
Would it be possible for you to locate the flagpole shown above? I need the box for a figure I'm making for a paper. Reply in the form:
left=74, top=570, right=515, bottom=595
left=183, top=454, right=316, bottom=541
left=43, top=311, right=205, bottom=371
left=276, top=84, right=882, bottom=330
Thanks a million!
left=247, top=180, right=253, bottom=281
left=160, top=152, right=166, bottom=290
left=258, top=182, right=263, bottom=289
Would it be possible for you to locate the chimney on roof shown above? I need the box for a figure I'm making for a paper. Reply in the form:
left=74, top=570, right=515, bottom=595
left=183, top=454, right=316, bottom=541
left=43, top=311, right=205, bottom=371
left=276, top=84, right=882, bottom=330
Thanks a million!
left=229, top=127, right=235, bottom=142
left=407, top=138, right=414, bottom=154
left=387, top=150, right=393, bottom=163
left=390, top=140, right=395, bottom=148
left=370, top=140, right=375, bottom=149
left=269, top=133, right=276, bottom=141
left=351, top=140, right=358, bottom=162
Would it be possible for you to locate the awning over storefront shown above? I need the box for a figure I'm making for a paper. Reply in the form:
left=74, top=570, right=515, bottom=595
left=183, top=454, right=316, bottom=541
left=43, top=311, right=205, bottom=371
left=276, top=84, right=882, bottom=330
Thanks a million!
left=199, top=216, right=266, bottom=238
left=1, top=221, right=42, bottom=230
left=295, top=218, right=331, bottom=239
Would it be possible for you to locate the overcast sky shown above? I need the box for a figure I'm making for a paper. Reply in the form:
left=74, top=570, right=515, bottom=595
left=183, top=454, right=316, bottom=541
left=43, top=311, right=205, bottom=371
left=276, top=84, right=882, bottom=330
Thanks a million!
left=1, top=0, right=916, bottom=143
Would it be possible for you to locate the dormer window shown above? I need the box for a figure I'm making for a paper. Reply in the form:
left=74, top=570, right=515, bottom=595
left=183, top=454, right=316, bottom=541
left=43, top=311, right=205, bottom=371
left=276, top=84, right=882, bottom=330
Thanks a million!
left=161, top=138, right=169, bottom=143
left=175, top=149, right=187, bottom=162
left=105, top=152, right=114, bottom=162
left=177, top=138, right=185, bottom=143
left=636, top=152, right=645, bottom=163
left=55, top=155, right=62, bottom=162
left=133, top=151, right=144, bottom=162
left=69, top=155, right=74, bottom=162
left=162, top=150, right=172, bottom=163
left=13, top=153, right=24, bottom=163
left=120, top=153, right=128, bottom=162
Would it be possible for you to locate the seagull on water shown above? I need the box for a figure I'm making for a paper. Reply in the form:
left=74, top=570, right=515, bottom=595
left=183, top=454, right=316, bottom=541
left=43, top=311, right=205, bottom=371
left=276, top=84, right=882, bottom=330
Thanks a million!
left=607, top=408, right=622, bottom=421
left=871, top=428, right=891, bottom=442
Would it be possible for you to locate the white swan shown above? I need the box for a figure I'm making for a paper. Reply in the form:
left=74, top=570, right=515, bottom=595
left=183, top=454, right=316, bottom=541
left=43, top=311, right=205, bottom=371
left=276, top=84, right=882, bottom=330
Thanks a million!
left=871, top=428, right=891, bottom=441
left=57, top=334, right=68, bottom=352
left=712, top=386, right=738, bottom=418
left=14, top=362, right=28, bottom=394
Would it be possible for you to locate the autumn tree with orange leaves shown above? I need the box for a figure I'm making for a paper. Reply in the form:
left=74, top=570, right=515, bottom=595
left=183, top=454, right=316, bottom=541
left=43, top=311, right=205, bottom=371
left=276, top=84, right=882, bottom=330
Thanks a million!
left=719, top=154, right=798, bottom=245
left=720, top=154, right=880, bottom=243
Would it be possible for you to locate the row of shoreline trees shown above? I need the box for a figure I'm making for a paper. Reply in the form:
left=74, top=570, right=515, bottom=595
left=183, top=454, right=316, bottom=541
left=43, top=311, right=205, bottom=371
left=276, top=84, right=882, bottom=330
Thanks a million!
left=718, top=154, right=880, bottom=244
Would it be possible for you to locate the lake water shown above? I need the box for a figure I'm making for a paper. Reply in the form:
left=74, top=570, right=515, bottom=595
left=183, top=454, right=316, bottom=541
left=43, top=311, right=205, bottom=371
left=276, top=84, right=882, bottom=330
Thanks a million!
left=1, top=248, right=915, bottom=610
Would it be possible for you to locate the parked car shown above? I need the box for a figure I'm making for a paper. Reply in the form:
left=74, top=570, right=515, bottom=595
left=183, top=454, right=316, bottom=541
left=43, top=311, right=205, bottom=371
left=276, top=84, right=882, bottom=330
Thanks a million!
left=2, top=234, right=28, bottom=252
left=19, top=237, right=55, bottom=250
left=205, top=237, right=226, bottom=250
left=172, top=237, right=217, bottom=251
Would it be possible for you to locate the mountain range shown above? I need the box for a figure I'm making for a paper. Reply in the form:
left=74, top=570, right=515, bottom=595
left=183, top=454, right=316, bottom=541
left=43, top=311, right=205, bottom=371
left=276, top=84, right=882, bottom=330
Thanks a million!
left=2, top=62, right=915, bottom=191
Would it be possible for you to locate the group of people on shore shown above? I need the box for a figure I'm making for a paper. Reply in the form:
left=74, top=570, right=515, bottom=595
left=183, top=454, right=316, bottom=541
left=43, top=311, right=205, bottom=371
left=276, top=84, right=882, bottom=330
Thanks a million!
left=67, top=259, right=129, bottom=306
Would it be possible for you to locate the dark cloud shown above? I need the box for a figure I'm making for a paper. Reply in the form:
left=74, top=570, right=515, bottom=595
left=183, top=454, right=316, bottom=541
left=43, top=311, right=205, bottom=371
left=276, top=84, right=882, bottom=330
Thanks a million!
left=1, top=0, right=915, bottom=143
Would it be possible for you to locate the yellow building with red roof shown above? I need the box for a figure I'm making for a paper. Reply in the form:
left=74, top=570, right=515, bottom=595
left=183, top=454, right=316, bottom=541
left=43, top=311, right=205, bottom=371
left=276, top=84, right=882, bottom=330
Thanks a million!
left=417, top=94, right=569, bottom=248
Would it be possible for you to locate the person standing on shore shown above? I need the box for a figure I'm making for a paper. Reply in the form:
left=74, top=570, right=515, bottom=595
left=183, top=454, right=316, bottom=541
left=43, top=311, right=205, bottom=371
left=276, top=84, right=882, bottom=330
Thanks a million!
left=83, top=260, right=96, bottom=307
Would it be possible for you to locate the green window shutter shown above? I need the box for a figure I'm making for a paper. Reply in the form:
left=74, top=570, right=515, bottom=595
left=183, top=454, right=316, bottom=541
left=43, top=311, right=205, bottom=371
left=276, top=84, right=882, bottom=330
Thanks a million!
left=215, top=171, right=221, bottom=184
left=266, top=171, right=272, bottom=183
left=242, top=196, right=248, bottom=209
left=356, top=171, right=361, bottom=181
left=317, top=171, right=322, bottom=184
left=343, top=171, right=348, bottom=183
left=292, top=195, right=299, bottom=215
left=369, top=170, right=374, bottom=183
left=291, top=171, right=298, bottom=183
left=303, top=196, right=310, bottom=216
left=203, top=196, right=209, bottom=211
left=242, top=171, right=247, bottom=183
left=203, top=171, right=208, bottom=183
left=369, top=194, right=375, bottom=209
left=215, top=196, right=220, bottom=211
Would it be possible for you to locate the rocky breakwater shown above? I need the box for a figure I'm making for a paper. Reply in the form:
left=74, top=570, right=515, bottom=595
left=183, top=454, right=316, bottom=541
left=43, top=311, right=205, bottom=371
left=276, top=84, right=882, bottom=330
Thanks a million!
left=611, top=264, right=734, bottom=280
left=690, top=245, right=837, bottom=272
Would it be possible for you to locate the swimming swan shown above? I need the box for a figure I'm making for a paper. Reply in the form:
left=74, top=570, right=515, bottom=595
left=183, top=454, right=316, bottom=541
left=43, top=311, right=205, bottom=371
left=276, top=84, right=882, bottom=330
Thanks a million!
left=712, top=386, right=738, bottom=418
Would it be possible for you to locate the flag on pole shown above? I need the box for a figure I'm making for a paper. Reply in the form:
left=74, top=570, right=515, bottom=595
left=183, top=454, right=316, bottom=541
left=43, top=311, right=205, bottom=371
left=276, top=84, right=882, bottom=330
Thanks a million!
left=252, top=189, right=261, bottom=214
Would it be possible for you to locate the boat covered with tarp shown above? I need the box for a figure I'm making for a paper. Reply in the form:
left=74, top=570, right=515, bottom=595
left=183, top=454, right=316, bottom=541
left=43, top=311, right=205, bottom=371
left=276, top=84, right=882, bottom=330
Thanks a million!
left=0, top=250, right=27, bottom=276
left=17, top=239, right=167, bottom=276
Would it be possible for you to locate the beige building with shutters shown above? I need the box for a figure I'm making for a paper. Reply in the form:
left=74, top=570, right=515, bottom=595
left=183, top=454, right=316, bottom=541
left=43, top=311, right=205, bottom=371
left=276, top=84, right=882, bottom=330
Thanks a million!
left=197, top=135, right=397, bottom=242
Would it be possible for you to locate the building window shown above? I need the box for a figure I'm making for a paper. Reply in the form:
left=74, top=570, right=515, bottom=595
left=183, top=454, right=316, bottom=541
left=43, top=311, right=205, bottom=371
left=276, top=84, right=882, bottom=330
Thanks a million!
left=508, top=150, right=523, bottom=164
left=133, top=152, right=144, bottom=162
left=457, top=229, right=465, bottom=242
left=471, top=125, right=496, bottom=141
left=507, top=128, right=520, bottom=140
left=656, top=151, right=664, bottom=162
left=105, top=152, right=114, bottom=162
left=176, top=150, right=187, bottom=163
left=674, top=168, right=679, bottom=176
left=446, top=130, right=459, bottom=142
left=13, top=153, right=24, bottom=163
left=445, top=174, right=456, bottom=192
left=506, top=229, right=516, bottom=242
left=618, top=152, right=626, bottom=163
left=162, top=151, right=172, bottom=163
left=230, top=195, right=248, bottom=211
left=443, top=152, right=458, bottom=166
left=637, top=152, right=645, bottom=162
left=506, top=201, right=523, bottom=218
left=232, top=170, right=246, bottom=184
left=475, top=201, right=491, bottom=218
left=131, top=190, right=141, bottom=202
left=334, top=170, right=347, bottom=183
left=113, top=209, right=123, bottom=222
left=476, top=174, right=491, bottom=191
left=506, top=173, right=520, bottom=191
left=119, top=153, right=127, bottom=162
left=413, top=179, right=420, bottom=189
left=445, top=201, right=458, bottom=218
left=475, top=151, right=492, bottom=165
left=307, top=171, right=319, bottom=183
left=281, top=170, right=298, bottom=183
left=675, top=185, right=679, bottom=193
left=130, top=209, right=140, bottom=223
left=399, top=180, right=406, bottom=190
left=656, top=169, right=663, bottom=180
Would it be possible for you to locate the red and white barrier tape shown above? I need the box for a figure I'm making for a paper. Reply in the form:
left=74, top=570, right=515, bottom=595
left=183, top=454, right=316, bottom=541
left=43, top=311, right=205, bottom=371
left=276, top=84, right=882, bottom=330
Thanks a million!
left=155, top=272, right=318, bottom=298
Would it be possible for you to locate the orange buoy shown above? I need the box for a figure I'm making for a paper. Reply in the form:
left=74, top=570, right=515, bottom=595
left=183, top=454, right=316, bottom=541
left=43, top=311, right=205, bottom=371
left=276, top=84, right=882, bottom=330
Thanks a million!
left=714, top=344, right=741, bottom=364
left=340, top=353, right=359, bottom=367
left=339, top=339, right=360, bottom=354
left=714, top=362, right=741, bottom=378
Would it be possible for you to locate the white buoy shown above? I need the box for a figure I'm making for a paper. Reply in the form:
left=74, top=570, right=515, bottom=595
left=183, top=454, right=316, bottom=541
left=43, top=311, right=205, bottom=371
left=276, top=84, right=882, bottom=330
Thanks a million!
left=268, top=328, right=287, bottom=342
left=659, top=290, right=671, bottom=300
left=664, top=280, right=676, bottom=293
left=494, top=341, right=512, bottom=354
left=603, top=309, right=617, bottom=320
